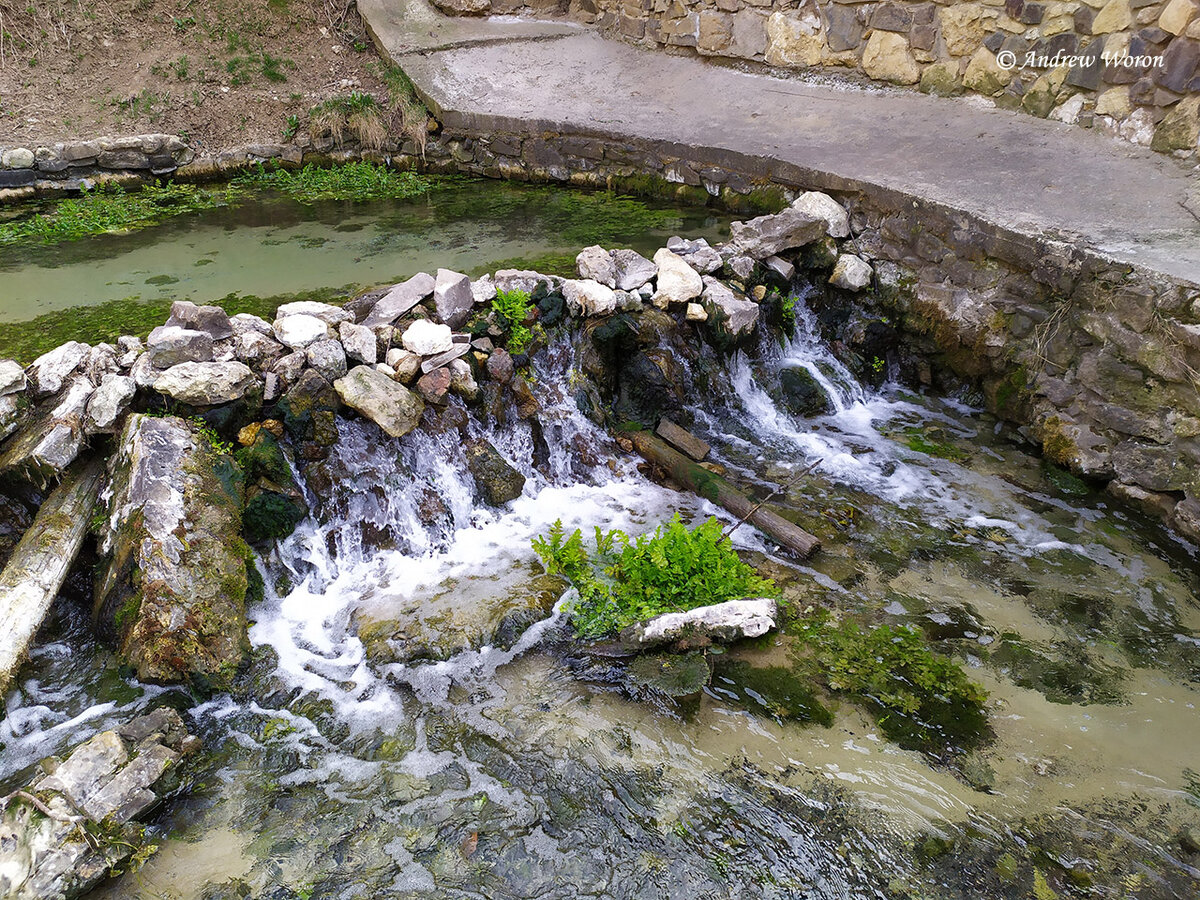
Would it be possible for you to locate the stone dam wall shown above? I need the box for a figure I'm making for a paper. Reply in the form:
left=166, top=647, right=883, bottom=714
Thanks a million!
left=0, top=132, right=1197, bottom=541
left=433, top=0, right=1200, bottom=156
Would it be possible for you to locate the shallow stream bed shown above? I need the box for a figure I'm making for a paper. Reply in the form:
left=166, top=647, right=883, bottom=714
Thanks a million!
left=1, top=186, right=1198, bottom=900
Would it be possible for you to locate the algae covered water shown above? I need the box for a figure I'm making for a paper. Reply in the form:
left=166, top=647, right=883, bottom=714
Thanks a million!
left=1, top=207, right=1199, bottom=898
left=0, top=179, right=729, bottom=359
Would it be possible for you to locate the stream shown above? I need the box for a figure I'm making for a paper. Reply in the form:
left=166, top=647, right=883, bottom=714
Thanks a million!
left=1, top=187, right=1199, bottom=900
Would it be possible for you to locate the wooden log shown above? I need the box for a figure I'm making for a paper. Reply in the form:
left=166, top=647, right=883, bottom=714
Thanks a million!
left=655, top=417, right=711, bottom=461
left=629, top=431, right=821, bottom=559
left=0, top=458, right=105, bottom=698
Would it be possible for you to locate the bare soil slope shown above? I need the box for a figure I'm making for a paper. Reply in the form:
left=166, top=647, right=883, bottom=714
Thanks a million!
left=0, top=0, right=390, bottom=152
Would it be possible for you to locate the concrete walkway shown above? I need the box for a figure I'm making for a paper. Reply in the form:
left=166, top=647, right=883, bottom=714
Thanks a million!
left=361, top=0, right=1200, bottom=285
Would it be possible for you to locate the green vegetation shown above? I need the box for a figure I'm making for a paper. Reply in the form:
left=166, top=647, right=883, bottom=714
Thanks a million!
left=0, top=181, right=241, bottom=248
left=532, top=515, right=778, bottom=639
left=0, top=288, right=349, bottom=364
left=900, top=425, right=970, bottom=463
left=491, top=287, right=533, bottom=353
left=309, top=92, right=386, bottom=150
left=789, top=611, right=989, bottom=753
left=374, top=62, right=431, bottom=153
left=234, top=161, right=438, bottom=204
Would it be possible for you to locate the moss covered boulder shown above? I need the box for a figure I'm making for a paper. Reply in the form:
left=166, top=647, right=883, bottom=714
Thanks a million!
left=94, top=414, right=252, bottom=689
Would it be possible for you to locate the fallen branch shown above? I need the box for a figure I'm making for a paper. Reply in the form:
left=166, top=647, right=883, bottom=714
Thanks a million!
left=628, top=431, right=821, bottom=558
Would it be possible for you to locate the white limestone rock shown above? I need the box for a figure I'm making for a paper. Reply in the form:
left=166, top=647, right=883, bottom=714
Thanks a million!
left=791, top=191, right=850, bottom=239
left=830, top=254, right=873, bottom=291
left=621, top=598, right=780, bottom=649
left=401, top=319, right=454, bottom=356
left=651, top=248, right=703, bottom=308
left=273, top=314, right=331, bottom=350
left=562, top=279, right=619, bottom=317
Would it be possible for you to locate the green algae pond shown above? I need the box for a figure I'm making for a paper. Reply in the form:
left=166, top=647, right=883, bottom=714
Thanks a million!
left=0, top=177, right=730, bottom=362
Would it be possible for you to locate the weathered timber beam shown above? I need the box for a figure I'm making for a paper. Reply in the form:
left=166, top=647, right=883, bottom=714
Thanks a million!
left=0, top=458, right=105, bottom=698
left=628, top=431, right=821, bottom=559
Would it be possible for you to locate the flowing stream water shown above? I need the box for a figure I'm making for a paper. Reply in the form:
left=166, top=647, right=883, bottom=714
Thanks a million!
left=1, top=192, right=1199, bottom=899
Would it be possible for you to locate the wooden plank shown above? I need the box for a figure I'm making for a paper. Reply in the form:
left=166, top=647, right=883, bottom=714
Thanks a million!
left=655, top=417, right=711, bottom=461
left=0, top=458, right=105, bottom=697
left=629, top=431, right=821, bottom=558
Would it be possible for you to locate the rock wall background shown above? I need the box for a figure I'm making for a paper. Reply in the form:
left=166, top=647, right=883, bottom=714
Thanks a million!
left=441, top=0, right=1200, bottom=156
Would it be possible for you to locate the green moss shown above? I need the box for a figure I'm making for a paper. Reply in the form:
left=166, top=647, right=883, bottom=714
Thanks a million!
left=0, top=286, right=351, bottom=364
left=245, top=555, right=265, bottom=607
left=788, top=611, right=990, bottom=754
left=1041, top=462, right=1090, bottom=497
left=114, top=595, right=142, bottom=636
left=243, top=492, right=307, bottom=544
left=994, top=365, right=1029, bottom=414
left=472, top=252, right=578, bottom=279
left=900, top=426, right=971, bottom=463
left=0, top=181, right=242, bottom=248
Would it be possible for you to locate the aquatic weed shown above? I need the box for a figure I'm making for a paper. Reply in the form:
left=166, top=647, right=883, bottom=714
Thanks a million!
left=532, top=514, right=778, bottom=639
left=234, top=160, right=438, bottom=204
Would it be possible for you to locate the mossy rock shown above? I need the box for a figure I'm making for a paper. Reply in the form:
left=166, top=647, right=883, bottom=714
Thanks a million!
left=710, top=658, right=833, bottom=726
left=627, top=652, right=711, bottom=699
left=779, top=365, right=832, bottom=417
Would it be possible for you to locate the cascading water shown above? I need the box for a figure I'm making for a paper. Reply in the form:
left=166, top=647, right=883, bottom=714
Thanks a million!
left=4, top=289, right=1200, bottom=900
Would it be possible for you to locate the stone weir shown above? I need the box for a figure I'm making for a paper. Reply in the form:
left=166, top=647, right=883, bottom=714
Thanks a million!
left=0, top=190, right=1194, bottom=699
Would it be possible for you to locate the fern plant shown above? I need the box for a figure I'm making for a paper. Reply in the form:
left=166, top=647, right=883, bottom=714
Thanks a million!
left=533, top=514, right=777, bottom=639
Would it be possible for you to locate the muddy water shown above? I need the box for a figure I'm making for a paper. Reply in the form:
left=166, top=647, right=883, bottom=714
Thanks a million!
left=2, top=285, right=1199, bottom=898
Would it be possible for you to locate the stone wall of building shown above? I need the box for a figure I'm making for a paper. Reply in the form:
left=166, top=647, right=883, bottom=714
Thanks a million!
left=435, top=0, right=1200, bottom=156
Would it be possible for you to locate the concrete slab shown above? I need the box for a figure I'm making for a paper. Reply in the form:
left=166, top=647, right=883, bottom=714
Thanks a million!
left=363, top=2, right=1200, bottom=284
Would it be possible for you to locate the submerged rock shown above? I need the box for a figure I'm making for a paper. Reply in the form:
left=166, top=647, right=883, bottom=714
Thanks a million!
left=333, top=366, right=424, bottom=438
left=627, top=652, right=712, bottom=701
left=94, top=414, right=252, bottom=689
left=465, top=437, right=526, bottom=505
left=621, top=598, right=779, bottom=650
left=0, top=708, right=197, bottom=900
left=354, top=573, right=568, bottom=664
left=780, top=365, right=833, bottom=416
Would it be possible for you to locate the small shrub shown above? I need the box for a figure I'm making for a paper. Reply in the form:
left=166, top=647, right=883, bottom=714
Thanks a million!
left=532, top=514, right=778, bottom=639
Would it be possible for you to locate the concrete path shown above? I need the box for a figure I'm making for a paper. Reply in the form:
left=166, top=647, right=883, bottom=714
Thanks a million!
left=361, top=0, right=1200, bottom=285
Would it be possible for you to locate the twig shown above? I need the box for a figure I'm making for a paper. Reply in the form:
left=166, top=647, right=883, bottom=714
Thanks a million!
left=721, top=458, right=820, bottom=540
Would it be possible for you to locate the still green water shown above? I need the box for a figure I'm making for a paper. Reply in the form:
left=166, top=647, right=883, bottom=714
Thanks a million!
left=0, top=180, right=729, bottom=360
